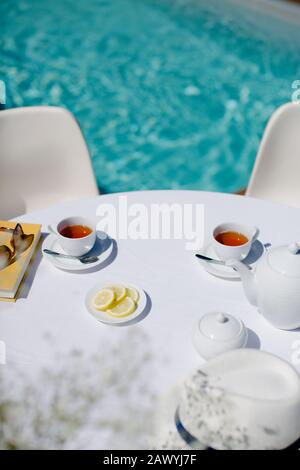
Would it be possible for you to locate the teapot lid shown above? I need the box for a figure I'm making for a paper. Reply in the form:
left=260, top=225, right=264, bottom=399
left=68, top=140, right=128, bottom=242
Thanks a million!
left=199, top=312, right=245, bottom=342
left=268, top=243, right=300, bottom=278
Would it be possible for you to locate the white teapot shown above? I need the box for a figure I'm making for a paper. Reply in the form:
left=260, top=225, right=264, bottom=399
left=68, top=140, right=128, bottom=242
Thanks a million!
left=228, top=242, right=300, bottom=330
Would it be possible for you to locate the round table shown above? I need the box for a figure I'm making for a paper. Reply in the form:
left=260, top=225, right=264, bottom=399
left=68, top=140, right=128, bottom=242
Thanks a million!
left=1, top=190, right=300, bottom=449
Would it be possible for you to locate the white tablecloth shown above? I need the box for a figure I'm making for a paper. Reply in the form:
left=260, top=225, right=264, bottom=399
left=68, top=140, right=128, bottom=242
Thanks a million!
left=1, top=190, right=300, bottom=449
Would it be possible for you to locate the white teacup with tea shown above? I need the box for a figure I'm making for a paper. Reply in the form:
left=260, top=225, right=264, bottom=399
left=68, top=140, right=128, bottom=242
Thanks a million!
left=213, top=223, right=259, bottom=261
left=49, top=216, right=96, bottom=256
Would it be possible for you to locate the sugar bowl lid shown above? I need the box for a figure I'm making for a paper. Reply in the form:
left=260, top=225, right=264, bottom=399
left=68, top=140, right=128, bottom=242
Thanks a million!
left=193, top=312, right=248, bottom=360
left=199, top=312, right=244, bottom=341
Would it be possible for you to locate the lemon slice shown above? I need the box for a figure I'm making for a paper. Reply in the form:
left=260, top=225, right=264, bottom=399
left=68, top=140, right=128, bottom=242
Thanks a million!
left=107, top=296, right=136, bottom=318
left=93, top=288, right=115, bottom=311
left=108, top=284, right=127, bottom=303
left=126, top=287, right=139, bottom=303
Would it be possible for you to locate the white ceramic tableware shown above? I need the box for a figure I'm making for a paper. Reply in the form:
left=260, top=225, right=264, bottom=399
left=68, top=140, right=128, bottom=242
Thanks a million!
left=193, top=312, right=248, bottom=360
left=85, top=281, right=147, bottom=325
left=213, top=222, right=259, bottom=261
left=228, top=241, right=300, bottom=330
left=49, top=216, right=96, bottom=256
left=42, top=233, right=113, bottom=271
left=178, top=349, right=300, bottom=450
left=196, top=242, right=264, bottom=280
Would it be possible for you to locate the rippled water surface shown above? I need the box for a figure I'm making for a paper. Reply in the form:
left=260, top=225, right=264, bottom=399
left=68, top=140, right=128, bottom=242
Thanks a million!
left=1, top=0, right=300, bottom=193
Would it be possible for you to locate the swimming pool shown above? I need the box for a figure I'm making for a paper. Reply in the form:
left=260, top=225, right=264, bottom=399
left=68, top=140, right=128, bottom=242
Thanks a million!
left=1, top=0, right=300, bottom=194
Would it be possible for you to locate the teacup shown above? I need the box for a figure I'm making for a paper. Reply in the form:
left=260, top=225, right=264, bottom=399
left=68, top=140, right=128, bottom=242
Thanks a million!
left=49, top=216, right=96, bottom=256
left=213, top=223, right=259, bottom=261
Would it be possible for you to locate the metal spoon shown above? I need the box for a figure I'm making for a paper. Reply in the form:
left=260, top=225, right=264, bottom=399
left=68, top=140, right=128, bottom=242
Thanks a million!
left=195, top=253, right=251, bottom=271
left=195, top=253, right=226, bottom=265
left=43, top=249, right=98, bottom=264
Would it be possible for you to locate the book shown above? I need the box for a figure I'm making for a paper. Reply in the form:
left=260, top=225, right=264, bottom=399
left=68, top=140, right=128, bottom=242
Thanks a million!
left=0, top=221, right=41, bottom=300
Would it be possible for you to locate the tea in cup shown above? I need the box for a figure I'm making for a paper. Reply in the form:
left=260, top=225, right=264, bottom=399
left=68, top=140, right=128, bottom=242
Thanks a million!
left=213, top=223, right=259, bottom=261
left=49, top=216, right=96, bottom=256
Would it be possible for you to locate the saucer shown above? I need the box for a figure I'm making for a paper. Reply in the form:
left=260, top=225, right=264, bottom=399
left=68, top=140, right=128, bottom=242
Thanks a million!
left=85, top=281, right=147, bottom=326
left=42, top=232, right=113, bottom=271
left=196, top=240, right=265, bottom=280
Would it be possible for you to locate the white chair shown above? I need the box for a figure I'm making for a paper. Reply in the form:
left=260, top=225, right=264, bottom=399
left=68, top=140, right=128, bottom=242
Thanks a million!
left=0, top=106, right=99, bottom=219
left=246, top=102, right=300, bottom=208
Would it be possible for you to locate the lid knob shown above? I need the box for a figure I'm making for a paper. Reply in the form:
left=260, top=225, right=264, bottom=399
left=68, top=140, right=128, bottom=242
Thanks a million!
left=217, top=313, right=229, bottom=324
left=288, top=243, right=300, bottom=255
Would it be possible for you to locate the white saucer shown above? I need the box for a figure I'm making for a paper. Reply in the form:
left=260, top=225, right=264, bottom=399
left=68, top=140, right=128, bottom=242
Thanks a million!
left=196, top=241, right=265, bottom=280
left=85, top=281, right=147, bottom=326
left=42, top=232, right=113, bottom=271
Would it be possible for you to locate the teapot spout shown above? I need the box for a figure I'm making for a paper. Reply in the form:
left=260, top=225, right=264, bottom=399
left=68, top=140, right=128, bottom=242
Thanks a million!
left=227, top=259, right=257, bottom=306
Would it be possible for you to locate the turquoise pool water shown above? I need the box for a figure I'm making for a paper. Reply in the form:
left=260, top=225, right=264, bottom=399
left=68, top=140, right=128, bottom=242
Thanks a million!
left=1, top=0, right=300, bottom=193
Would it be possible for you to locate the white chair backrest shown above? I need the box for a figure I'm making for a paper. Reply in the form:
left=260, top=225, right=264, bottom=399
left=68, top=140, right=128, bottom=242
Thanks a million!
left=246, top=102, right=300, bottom=208
left=0, top=106, right=99, bottom=218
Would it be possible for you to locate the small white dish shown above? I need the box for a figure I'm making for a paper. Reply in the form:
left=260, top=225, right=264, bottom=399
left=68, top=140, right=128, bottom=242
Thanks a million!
left=193, top=312, right=248, bottom=360
left=196, top=241, right=264, bottom=280
left=197, top=243, right=240, bottom=280
left=85, top=281, right=147, bottom=326
left=42, top=232, right=113, bottom=271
